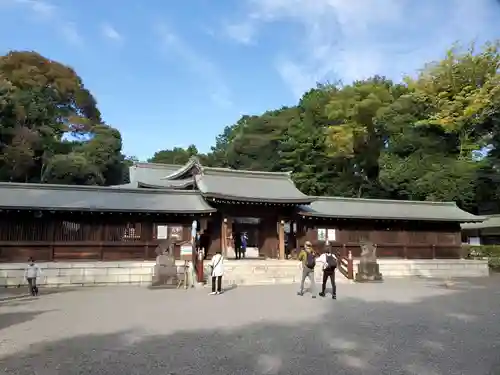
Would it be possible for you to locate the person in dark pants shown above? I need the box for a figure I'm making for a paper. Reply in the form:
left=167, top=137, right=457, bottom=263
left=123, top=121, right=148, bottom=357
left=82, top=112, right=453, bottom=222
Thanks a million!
left=200, top=230, right=210, bottom=260
left=241, top=232, right=247, bottom=259
left=234, top=231, right=242, bottom=259
left=24, top=257, right=42, bottom=296
left=316, top=246, right=337, bottom=299
left=209, top=250, right=224, bottom=295
left=297, top=241, right=317, bottom=298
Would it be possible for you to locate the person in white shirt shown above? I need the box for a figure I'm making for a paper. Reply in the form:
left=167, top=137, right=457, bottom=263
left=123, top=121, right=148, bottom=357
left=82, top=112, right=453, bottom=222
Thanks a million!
left=24, top=257, right=42, bottom=296
left=316, top=246, right=337, bottom=299
left=209, top=250, right=224, bottom=295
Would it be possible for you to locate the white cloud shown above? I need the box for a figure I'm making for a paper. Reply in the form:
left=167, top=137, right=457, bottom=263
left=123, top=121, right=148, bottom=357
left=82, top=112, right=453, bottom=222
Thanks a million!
left=101, top=23, right=123, bottom=42
left=225, top=21, right=257, bottom=45
left=156, top=23, right=232, bottom=108
left=227, top=0, right=498, bottom=98
left=1, top=0, right=83, bottom=46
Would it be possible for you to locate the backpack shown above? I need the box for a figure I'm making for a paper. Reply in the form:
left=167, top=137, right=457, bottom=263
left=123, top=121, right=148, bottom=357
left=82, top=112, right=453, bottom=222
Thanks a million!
left=305, top=252, right=316, bottom=269
left=325, top=254, right=337, bottom=270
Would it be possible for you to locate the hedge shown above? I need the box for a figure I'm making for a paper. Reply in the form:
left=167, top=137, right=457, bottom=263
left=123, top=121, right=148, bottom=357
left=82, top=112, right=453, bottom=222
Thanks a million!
left=464, top=245, right=500, bottom=271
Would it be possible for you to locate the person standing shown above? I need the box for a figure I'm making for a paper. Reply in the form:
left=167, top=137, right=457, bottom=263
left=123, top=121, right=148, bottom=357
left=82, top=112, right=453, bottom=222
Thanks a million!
left=234, top=231, right=242, bottom=259
left=297, top=241, right=317, bottom=298
left=241, top=232, right=248, bottom=259
left=24, top=257, right=42, bottom=296
left=316, top=246, right=337, bottom=299
left=209, top=250, right=224, bottom=295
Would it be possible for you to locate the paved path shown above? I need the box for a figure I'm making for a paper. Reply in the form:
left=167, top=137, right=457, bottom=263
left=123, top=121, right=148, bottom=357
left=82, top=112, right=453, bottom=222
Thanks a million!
left=1, top=277, right=500, bottom=375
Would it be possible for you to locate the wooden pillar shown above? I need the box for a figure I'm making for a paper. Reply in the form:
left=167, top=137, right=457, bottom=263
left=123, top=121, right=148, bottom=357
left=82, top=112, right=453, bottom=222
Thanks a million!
left=221, top=217, right=228, bottom=257
left=278, top=219, right=285, bottom=260
left=142, top=221, right=153, bottom=259
left=200, top=217, right=208, bottom=231
left=48, top=219, right=55, bottom=261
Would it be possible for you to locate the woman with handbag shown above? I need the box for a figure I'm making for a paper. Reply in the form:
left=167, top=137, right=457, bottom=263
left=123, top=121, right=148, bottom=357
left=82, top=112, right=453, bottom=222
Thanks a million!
left=209, top=250, right=225, bottom=295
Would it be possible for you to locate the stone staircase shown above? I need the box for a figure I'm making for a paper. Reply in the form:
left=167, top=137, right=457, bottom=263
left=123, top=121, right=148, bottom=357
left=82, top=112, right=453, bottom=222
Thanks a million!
left=202, top=260, right=351, bottom=287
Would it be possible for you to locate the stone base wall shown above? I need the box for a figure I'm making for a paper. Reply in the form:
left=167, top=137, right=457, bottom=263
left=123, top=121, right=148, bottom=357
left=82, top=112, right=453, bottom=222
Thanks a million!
left=357, top=259, right=489, bottom=278
left=0, top=259, right=489, bottom=288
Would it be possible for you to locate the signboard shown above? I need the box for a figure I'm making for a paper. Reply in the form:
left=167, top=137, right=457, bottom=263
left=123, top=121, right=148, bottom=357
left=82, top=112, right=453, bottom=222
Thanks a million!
left=327, top=228, right=336, bottom=242
left=156, top=225, right=168, bottom=240
left=180, top=243, right=193, bottom=261
left=468, top=237, right=481, bottom=246
left=170, top=226, right=183, bottom=241
left=317, top=228, right=326, bottom=241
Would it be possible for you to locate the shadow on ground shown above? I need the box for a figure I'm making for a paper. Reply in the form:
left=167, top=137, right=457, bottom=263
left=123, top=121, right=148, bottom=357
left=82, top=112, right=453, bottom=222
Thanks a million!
left=0, top=286, right=84, bottom=302
left=1, top=279, right=500, bottom=375
left=0, top=311, right=51, bottom=331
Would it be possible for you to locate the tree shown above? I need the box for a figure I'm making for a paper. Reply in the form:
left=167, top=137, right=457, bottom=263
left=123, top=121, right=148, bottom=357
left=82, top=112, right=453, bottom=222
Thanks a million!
left=0, top=50, right=129, bottom=186
left=148, top=144, right=200, bottom=165
left=324, top=77, right=407, bottom=197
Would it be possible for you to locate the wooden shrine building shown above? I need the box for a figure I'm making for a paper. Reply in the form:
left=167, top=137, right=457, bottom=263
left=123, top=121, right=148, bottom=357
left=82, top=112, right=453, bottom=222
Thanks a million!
left=0, top=157, right=483, bottom=262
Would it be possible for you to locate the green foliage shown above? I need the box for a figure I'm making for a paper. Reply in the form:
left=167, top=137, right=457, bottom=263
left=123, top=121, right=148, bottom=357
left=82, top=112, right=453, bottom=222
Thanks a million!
left=0, top=51, right=128, bottom=185
left=149, top=145, right=200, bottom=165
left=466, top=245, right=500, bottom=271
left=3, top=40, right=500, bottom=216
left=467, top=245, right=500, bottom=258
left=150, top=41, right=500, bottom=211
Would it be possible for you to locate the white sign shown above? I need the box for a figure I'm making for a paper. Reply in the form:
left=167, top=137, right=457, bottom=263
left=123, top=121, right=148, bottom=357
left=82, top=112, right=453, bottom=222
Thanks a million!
left=468, top=237, right=481, bottom=246
left=156, top=225, right=168, bottom=239
left=191, top=220, right=198, bottom=238
left=327, top=228, right=336, bottom=242
left=180, top=244, right=193, bottom=259
left=317, top=228, right=326, bottom=241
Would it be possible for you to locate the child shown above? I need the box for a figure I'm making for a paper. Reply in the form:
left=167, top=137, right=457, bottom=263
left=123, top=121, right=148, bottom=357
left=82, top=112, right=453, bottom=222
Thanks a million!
left=24, top=257, right=42, bottom=296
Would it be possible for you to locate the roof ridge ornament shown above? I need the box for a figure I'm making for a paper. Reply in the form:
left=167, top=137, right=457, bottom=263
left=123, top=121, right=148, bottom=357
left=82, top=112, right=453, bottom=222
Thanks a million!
left=161, top=157, right=202, bottom=180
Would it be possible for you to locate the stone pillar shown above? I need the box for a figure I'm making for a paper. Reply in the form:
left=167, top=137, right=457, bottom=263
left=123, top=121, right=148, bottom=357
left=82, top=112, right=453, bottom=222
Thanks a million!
left=278, top=219, right=285, bottom=260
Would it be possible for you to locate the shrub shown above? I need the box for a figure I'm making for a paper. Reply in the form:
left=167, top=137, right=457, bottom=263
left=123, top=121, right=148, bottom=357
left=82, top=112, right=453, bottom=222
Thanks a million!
left=464, top=245, right=500, bottom=258
left=463, top=245, right=500, bottom=272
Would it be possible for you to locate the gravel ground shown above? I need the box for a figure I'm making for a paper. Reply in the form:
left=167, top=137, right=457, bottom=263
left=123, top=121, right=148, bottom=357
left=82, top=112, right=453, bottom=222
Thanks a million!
left=1, top=277, right=500, bottom=375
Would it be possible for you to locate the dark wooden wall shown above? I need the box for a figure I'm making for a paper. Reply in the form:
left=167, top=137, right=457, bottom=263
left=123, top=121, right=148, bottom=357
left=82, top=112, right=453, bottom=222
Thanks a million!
left=297, top=218, right=462, bottom=259
left=0, top=212, right=195, bottom=262
left=0, top=210, right=464, bottom=261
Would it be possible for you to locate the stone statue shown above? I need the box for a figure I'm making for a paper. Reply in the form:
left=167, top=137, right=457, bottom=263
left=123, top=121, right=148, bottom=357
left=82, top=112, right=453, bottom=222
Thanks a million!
left=355, top=239, right=383, bottom=282
left=360, top=239, right=377, bottom=263
left=151, top=239, right=179, bottom=288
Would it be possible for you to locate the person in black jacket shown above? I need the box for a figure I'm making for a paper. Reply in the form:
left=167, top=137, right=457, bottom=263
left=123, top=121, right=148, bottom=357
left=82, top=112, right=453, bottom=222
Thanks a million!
left=316, top=246, right=337, bottom=299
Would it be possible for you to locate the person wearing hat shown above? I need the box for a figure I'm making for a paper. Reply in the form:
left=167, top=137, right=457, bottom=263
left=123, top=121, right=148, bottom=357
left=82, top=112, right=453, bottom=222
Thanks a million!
left=297, top=241, right=317, bottom=298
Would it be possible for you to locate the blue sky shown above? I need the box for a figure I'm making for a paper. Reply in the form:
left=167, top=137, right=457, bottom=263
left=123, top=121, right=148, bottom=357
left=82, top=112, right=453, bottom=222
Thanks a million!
left=1, top=0, right=500, bottom=161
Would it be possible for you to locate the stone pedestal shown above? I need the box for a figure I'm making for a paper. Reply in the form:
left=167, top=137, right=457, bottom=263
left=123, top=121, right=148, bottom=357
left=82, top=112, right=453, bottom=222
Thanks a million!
left=355, top=240, right=383, bottom=283
left=355, top=261, right=383, bottom=282
left=151, top=254, right=178, bottom=288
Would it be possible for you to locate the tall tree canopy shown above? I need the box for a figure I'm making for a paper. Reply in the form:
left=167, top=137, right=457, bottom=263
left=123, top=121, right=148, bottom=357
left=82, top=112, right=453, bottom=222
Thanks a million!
left=0, top=51, right=128, bottom=185
left=2, top=42, right=500, bottom=214
left=155, top=41, right=500, bottom=214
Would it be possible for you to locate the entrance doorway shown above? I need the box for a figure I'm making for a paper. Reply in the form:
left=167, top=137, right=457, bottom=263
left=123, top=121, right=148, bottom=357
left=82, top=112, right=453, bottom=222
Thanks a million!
left=232, top=217, right=261, bottom=259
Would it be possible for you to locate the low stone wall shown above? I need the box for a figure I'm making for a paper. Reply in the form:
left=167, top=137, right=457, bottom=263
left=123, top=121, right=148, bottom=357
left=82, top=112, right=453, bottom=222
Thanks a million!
left=355, top=259, right=489, bottom=278
left=0, top=260, right=338, bottom=288
left=0, top=261, right=160, bottom=288
left=0, top=259, right=489, bottom=288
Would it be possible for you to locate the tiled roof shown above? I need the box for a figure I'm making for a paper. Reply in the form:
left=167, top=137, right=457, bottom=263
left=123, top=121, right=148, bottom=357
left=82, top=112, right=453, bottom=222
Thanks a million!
left=299, top=196, right=483, bottom=223
left=195, top=167, right=313, bottom=204
left=0, top=183, right=215, bottom=213
left=461, top=215, right=500, bottom=229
